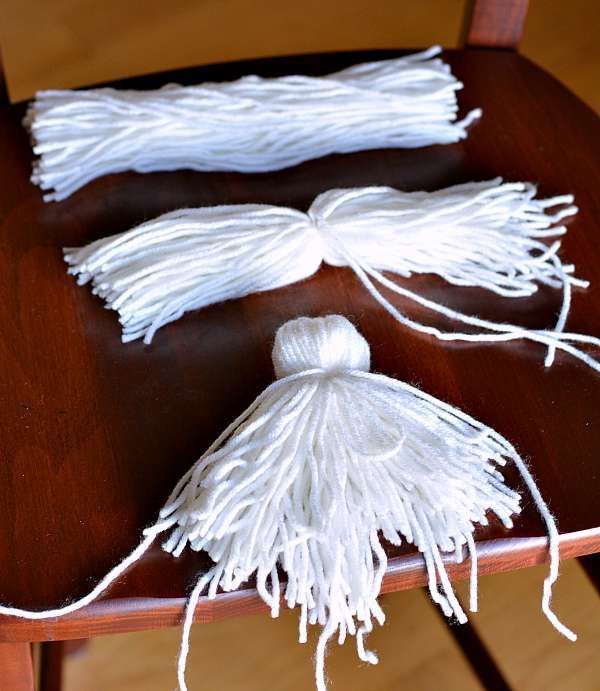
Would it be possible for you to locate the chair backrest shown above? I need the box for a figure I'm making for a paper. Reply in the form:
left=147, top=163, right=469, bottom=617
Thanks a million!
left=463, top=0, right=529, bottom=49
left=0, top=0, right=529, bottom=106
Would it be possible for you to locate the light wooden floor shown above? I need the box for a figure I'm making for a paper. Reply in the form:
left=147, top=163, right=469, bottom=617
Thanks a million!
left=4, top=1, right=598, bottom=689
left=63, top=561, right=600, bottom=691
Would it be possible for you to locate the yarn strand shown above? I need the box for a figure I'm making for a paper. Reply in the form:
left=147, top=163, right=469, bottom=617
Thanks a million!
left=342, top=248, right=600, bottom=372
left=178, top=567, right=219, bottom=691
left=0, top=528, right=162, bottom=620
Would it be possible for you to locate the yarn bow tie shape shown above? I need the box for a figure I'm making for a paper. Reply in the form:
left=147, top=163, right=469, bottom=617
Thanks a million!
left=65, top=180, right=599, bottom=372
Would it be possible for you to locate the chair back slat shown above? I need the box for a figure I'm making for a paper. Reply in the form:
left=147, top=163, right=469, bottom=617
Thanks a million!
left=463, top=0, right=529, bottom=49
left=0, top=48, right=8, bottom=105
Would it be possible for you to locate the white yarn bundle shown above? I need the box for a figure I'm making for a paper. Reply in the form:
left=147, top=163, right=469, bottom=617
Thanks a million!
left=25, top=46, right=481, bottom=202
left=0, top=315, right=575, bottom=691
left=65, top=179, right=600, bottom=371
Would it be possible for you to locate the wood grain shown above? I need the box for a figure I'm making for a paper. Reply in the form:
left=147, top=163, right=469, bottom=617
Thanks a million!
left=464, top=0, right=529, bottom=48
left=0, top=48, right=599, bottom=644
left=64, top=586, right=486, bottom=691
left=0, top=47, right=7, bottom=105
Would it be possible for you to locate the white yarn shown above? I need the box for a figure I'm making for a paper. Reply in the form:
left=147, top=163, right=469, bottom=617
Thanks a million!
left=65, top=179, right=599, bottom=372
left=0, top=315, right=574, bottom=690
left=25, top=46, right=481, bottom=202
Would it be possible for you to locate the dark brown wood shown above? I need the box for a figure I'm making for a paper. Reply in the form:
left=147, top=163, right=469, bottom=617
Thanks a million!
left=0, top=642, right=34, bottom=690
left=39, top=641, right=64, bottom=691
left=430, top=596, right=513, bottom=691
left=463, top=0, right=529, bottom=49
left=0, top=48, right=599, bottom=646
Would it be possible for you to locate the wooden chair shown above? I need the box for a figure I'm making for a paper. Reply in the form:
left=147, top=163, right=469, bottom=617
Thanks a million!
left=0, top=1, right=599, bottom=688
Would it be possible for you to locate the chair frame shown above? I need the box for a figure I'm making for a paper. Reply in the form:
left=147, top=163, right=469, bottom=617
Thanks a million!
left=5, top=3, right=600, bottom=691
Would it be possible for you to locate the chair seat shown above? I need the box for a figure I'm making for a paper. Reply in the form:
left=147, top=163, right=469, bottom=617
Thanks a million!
left=0, top=48, right=599, bottom=642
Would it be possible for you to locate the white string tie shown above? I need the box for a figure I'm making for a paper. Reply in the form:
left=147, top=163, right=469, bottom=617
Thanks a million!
left=0, top=315, right=575, bottom=689
left=24, top=46, right=481, bottom=202
left=65, top=179, right=599, bottom=372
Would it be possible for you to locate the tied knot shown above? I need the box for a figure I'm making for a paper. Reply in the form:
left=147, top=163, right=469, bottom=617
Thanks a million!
left=272, top=315, right=371, bottom=379
left=306, top=203, right=347, bottom=268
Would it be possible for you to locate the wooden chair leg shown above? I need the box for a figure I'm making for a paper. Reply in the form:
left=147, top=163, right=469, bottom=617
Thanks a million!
left=0, top=642, right=35, bottom=691
left=579, top=553, right=600, bottom=595
left=428, top=595, right=513, bottom=691
left=39, top=641, right=65, bottom=691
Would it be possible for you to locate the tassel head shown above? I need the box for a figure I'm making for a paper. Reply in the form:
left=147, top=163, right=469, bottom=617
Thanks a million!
left=272, top=314, right=370, bottom=377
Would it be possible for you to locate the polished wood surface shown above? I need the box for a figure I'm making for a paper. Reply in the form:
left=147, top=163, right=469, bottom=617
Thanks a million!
left=0, top=48, right=599, bottom=644
left=464, top=0, right=529, bottom=48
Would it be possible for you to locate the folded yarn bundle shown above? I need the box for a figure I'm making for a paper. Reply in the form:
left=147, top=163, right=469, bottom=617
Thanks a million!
left=0, top=315, right=574, bottom=690
left=65, top=179, right=599, bottom=372
left=24, top=46, right=480, bottom=201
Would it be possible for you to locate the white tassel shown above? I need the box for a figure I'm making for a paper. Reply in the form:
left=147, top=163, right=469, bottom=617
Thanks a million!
left=25, top=46, right=481, bottom=202
left=0, top=315, right=575, bottom=691
left=65, top=179, right=600, bottom=372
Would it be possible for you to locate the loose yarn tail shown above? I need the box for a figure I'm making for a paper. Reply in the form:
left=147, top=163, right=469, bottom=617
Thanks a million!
left=0, top=528, right=161, bottom=620
left=346, top=253, right=600, bottom=373
left=310, top=181, right=598, bottom=371
left=177, top=567, right=220, bottom=691
left=26, top=46, right=480, bottom=202
left=508, top=449, right=577, bottom=641
left=359, top=370, right=576, bottom=641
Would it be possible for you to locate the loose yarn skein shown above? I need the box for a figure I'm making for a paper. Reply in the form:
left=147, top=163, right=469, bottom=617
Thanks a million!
left=24, top=46, right=481, bottom=202
left=0, top=315, right=575, bottom=691
left=65, top=179, right=600, bottom=372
